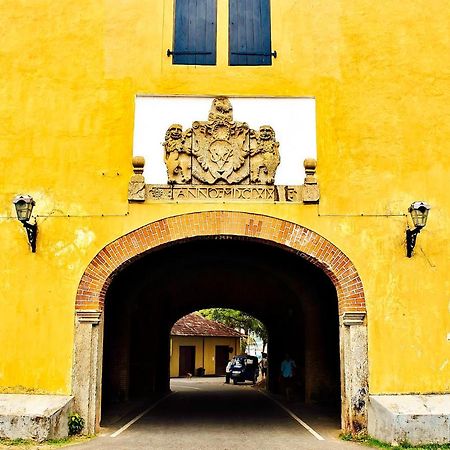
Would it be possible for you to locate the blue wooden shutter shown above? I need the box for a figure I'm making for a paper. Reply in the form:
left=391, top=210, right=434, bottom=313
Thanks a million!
left=229, top=0, right=272, bottom=66
left=173, top=0, right=217, bottom=65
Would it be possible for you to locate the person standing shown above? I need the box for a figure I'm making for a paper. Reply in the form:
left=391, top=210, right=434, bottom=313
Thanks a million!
left=260, top=353, right=268, bottom=379
left=225, top=359, right=232, bottom=384
left=280, top=353, right=296, bottom=401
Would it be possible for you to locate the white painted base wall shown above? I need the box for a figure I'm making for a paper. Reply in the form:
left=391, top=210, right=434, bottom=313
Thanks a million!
left=368, top=394, right=450, bottom=445
left=0, top=394, right=74, bottom=442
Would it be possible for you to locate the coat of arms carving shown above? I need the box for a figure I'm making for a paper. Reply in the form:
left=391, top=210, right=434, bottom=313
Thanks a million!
left=129, top=96, right=319, bottom=203
left=163, top=97, right=280, bottom=185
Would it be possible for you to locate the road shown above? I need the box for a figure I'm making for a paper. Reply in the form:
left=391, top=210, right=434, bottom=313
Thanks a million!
left=72, top=378, right=362, bottom=450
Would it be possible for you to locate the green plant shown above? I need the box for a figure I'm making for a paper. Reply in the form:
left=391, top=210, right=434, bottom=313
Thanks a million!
left=67, top=413, right=85, bottom=436
left=0, top=435, right=91, bottom=448
left=339, top=433, right=450, bottom=449
left=0, top=438, right=29, bottom=446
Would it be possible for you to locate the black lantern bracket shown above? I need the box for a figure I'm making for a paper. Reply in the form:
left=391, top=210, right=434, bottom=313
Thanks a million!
left=406, top=226, right=421, bottom=258
left=23, top=220, right=38, bottom=253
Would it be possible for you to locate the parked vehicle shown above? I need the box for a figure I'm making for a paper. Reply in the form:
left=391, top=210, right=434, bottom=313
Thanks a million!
left=229, top=354, right=259, bottom=384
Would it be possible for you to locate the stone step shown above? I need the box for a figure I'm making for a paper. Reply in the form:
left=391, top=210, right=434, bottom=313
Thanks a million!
left=368, top=394, right=450, bottom=445
left=0, top=394, right=74, bottom=442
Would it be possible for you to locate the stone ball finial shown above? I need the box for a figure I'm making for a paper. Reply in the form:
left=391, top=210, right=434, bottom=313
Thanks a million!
left=132, top=156, right=145, bottom=169
left=303, top=158, right=317, bottom=186
left=303, top=158, right=317, bottom=172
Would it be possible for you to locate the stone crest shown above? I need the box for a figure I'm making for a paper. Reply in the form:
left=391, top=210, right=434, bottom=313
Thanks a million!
left=129, top=96, right=319, bottom=204
left=163, top=97, right=280, bottom=185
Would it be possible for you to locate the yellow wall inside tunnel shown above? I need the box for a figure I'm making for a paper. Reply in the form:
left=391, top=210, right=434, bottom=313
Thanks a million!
left=0, top=0, right=449, bottom=397
left=170, top=336, right=240, bottom=378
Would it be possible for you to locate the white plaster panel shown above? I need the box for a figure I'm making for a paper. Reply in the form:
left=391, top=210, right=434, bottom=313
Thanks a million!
left=133, top=96, right=317, bottom=185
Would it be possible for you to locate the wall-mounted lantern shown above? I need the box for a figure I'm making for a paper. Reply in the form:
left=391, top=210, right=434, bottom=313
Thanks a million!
left=406, top=201, right=431, bottom=257
left=12, top=195, right=37, bottom=253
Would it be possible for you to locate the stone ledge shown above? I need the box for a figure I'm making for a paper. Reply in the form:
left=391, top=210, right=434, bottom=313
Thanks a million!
left=368, top=394, right=450, bottom=446
left=342, top=312, right=366, bottom=325
left=76, top=310, right=101, bottom=324
left=0, top=394, right=74, bottom=442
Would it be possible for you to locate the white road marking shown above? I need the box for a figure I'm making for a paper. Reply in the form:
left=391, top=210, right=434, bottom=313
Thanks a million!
left=110, top=392, right=175, bottom=438
left=259, top=390, right=325, bottom=441
left=173, top=385, right=201, bottom=390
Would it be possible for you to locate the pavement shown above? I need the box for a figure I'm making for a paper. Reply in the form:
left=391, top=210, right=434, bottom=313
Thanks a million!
left=70, top=377, right=363, bottom=450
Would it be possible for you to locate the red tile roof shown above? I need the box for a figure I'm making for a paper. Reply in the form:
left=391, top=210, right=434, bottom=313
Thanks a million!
left=171, top=313, right=243, bottom=337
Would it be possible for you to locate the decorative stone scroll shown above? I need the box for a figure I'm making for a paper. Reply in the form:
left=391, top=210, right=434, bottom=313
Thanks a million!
left=127, top=156, right=146, bottom=201
left=128, top=96, right=320, bottom=203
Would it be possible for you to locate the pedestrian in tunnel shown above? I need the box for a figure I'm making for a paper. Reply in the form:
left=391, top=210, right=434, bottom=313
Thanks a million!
left=260, top=353, right=268, bottom=379
left=224, top=359, right=232, bottom=384
left=280, top=353, right=296, bottom=401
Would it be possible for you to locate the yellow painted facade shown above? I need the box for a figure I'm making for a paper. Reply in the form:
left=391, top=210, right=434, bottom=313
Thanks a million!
left=0, top=0, right=449, bottom=399
left=170, top=336, right=240, bottom=377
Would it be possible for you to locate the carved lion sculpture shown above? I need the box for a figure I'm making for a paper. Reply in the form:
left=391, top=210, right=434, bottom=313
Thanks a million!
left=163, top=124, right=192, bottom=184
left=250, top=125, right=280, bottom=185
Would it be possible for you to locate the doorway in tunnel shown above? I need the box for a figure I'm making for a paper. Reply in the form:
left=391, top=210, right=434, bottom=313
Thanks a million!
left=100, top=238, right=341, bottom=422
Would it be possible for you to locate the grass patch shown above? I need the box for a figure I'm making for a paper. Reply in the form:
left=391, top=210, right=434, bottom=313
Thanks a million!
left=340, top=434, right=450, bottom=449
left=0, top=436, right=91, bottom=449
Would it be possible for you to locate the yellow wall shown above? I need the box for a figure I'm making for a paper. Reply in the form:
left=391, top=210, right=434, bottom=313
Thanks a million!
left=170, top=336, right=239, bottom=377
left=0, top=1, right=449, bottom=395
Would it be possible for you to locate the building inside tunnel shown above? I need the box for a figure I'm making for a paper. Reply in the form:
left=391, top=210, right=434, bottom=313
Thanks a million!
left=169, top=311, right=244, bottom=378
left=101, top=237, right=340, bottom=420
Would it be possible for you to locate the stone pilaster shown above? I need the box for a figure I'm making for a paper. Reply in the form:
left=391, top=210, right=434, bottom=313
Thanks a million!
left=72, top=310, right=103, bottom=435
left=340, top=313, right=369, bottom=434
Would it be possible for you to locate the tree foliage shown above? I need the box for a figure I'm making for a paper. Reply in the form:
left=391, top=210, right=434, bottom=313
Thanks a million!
left=198, top=308, right=268, bottom=351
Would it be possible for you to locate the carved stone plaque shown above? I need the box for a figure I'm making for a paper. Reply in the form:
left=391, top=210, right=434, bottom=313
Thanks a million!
left=129, top=97, right=319, bottom=204
left=163, top=97, right=280, bottom=186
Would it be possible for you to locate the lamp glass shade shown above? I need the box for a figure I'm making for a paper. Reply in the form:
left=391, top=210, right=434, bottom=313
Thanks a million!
left=409, top=201, right=430, bottom=228
left=13, top=195, right=35, bottom=222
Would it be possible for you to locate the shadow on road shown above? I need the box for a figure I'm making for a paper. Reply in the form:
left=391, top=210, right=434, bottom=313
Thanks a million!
left=75, top=377, right=359, bottom=450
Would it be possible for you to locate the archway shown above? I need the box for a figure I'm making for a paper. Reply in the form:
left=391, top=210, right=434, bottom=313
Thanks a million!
left=72, top=211, right=368, bottom=434
left=100, top=239, right=339, bottom=408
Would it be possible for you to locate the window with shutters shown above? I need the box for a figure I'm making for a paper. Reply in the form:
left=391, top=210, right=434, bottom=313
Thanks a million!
left=172, top=0, right=217, bottom=65
left=169, top=0, right=273, bottom=66
left=229, top=0, right=273, bottom=66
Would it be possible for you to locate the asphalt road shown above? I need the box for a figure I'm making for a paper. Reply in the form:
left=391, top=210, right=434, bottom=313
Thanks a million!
left=72, top=378, right=362, bottom=450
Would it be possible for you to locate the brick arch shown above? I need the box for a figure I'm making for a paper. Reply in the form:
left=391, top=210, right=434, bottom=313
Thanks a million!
left=75, top=211, right=365, bottom=315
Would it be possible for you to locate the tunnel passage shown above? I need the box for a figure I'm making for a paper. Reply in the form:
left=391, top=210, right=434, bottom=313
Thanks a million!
left=101, top=237, right=340, bottom=417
